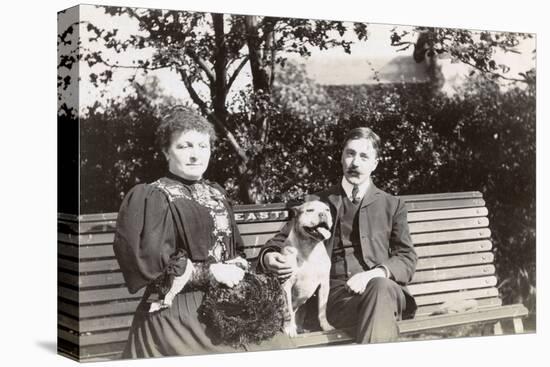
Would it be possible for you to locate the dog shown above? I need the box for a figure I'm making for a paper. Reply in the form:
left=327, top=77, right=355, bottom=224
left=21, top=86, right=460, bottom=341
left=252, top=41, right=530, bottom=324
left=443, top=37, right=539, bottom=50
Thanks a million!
left=281, top=200, right=335, bottom=337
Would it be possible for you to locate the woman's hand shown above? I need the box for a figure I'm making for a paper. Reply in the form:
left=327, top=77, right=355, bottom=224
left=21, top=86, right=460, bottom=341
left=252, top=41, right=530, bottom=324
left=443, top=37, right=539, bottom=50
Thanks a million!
left=223, top=256, right=250, bottom=271
left=210, top=263, right=245, bottom=287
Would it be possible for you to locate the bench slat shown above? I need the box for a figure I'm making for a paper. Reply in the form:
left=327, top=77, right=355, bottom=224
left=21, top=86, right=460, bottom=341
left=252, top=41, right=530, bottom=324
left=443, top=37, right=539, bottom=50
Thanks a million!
left=244, top=241, right=494, bottom=263
left=412, top=228, right=491, bottom=244
left=58, top=192, right=481, bottom=223
left=58, top=327, right=80, bottom=345
left=59, top=243, right=116, bottom=259
left=398, top=304, right=528, bottom=334
left=68, top=263, right=496, bottom=290
left=59, top=213, right=491, bottom=249
left=60, top=271, right=125, bottom=288
left=63, top=341, right=126, bottom=362
left=243, top=229, right=490, bottom=248
left=414, top=240, right=492, bottom=257
left=407, top=207, right=488, bottom=222
left=59, top=340, right=126, bottom=361
left=406, top=198, right=485, bottom=212
left=237, top=221, right=287, bottom=235
left=58, top=257, right=78, bottom=272
left=59, top=220, right=117, bottom=235
left=399, top=191, right=482, bottom=202
left=241, top=233, right=275, bottom=247
left=58, top=296, right=502, bottom=337
left=61, top=239, right=494, bottom=269
left=411, top=265, right=495, bottom=284
left=58, top=299, right=510, bottom=351
left=415, top=297, right=502, bottom=317
left=59, top=232, right=115, bottom=245
left=414, top=287, right=499, bottom=306
left=58, top=242, right=78, bottom=258
left=293, top=328, right=354, bottom=347
left=61, top=313, right=135, bottom=333
left=61, top=328, right=131, bottom=346
left=59, top=299, right=141, bottom=319
left=77, top=259, right=121, bottom=273
left=409, top=217, right=488, bottom=234
left=59, top=285, right=144, bottom=304
left=416, top=252, right=494, bottom=270
left=408, top=276, right=497, bottom=296
left=61, top=273, right=495, bottom=306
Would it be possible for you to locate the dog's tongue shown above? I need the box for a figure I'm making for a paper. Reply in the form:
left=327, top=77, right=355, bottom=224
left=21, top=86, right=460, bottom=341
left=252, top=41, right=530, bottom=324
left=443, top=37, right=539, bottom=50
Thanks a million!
left=316, top=227, right=331, bottom=240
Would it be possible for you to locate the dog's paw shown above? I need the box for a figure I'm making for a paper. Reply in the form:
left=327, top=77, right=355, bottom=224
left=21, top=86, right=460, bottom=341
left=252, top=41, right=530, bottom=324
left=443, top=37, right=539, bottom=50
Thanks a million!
left=319, top=320, right=336, bottom=332
left=284, top=324, right=298, bottom=338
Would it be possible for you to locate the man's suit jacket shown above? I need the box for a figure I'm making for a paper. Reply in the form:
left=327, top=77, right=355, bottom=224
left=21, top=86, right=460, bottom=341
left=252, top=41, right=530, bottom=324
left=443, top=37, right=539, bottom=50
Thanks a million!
left=258, top=181, right=418, bottom=318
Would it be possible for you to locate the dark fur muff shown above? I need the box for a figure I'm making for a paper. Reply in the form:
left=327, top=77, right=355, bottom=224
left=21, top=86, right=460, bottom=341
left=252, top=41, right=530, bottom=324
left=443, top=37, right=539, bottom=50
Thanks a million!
left=197, top=272, right=287, bottom=348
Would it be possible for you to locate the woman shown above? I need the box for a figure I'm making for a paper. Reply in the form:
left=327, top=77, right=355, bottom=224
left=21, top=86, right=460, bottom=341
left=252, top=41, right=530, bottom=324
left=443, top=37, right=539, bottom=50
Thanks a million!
left=113, top=107, right=292, bottom=358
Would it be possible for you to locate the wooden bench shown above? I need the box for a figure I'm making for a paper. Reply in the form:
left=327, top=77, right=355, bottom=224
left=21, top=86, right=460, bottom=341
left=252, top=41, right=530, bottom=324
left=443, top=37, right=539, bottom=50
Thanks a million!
left=57, top=191, right=528, bottom=361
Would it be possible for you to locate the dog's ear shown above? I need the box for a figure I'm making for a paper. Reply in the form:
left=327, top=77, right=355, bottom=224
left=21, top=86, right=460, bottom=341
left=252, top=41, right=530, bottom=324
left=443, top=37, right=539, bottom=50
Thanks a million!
left=289, top=203, right=303, bottom=219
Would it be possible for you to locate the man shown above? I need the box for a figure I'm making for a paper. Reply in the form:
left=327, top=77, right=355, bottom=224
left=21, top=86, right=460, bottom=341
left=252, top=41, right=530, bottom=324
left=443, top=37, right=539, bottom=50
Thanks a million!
left=258, top=127, right=417, bottom=343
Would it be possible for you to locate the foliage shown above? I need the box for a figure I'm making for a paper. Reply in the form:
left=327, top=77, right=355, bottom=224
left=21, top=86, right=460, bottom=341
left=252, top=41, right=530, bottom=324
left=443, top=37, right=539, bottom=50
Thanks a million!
left=390, top=27, right=535, bottom=85
left=80, top=77, right=181, bottom=212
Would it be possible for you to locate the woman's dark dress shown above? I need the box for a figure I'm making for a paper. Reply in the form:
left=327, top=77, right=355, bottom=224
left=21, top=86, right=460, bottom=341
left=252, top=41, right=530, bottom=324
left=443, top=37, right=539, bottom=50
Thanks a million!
left=113, top=173, right=294, bottom=358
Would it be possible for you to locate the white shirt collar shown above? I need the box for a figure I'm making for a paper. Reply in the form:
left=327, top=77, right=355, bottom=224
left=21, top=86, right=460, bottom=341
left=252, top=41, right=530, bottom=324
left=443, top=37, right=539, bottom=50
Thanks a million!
left=341, top=177, right=371, bottom=202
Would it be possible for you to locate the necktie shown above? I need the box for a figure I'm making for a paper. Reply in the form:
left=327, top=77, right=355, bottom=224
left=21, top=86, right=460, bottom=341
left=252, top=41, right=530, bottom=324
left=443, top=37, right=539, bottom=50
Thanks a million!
left=352, top=185, right=360, bottom=204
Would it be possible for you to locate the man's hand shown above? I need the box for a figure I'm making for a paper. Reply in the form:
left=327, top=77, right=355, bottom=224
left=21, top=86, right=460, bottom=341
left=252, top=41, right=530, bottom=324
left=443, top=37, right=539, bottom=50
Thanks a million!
left=263, top=252, right=296, bottom=281
left=345, top=268, right=386, bottom=294
left=209, top=263, right=245, bottom=287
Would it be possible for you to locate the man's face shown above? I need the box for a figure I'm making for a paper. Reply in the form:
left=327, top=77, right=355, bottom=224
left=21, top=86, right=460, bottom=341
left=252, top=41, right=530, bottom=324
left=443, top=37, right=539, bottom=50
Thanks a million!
left=341, top=138, right=378, bottom=186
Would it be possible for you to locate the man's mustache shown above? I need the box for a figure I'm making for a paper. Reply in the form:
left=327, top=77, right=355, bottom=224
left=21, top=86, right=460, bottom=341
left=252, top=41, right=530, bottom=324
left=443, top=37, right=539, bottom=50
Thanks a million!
left=347, top=168, right=361, bottom=175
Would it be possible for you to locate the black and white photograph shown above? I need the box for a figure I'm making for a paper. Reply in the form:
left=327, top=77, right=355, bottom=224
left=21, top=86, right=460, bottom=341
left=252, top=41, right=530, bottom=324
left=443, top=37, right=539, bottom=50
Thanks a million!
left=4, top=1, right=547, bottom=367
left=56, top=2, right=537, bottom=362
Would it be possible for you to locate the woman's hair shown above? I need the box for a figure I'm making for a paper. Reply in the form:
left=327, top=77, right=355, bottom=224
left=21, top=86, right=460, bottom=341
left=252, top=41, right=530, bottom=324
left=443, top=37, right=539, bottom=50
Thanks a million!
left=155, top=106, right=217, bottom=152
left=343, top=127, right=381, bottom=159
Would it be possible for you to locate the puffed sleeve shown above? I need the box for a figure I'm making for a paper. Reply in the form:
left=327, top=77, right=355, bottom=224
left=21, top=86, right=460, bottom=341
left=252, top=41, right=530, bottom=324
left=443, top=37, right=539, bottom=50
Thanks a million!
left=113, top=184, right=188, bottom=294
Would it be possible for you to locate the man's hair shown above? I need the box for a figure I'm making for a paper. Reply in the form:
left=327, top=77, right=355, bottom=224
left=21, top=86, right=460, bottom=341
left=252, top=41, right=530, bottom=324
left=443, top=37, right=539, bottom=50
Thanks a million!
left=155, top=106, right=217, bottom=152
left=343, top=127, right=381, bottom=158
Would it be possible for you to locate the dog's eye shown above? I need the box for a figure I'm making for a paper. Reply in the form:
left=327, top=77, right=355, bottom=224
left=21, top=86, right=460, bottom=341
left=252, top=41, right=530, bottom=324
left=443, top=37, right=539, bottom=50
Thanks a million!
left=306, top=209, right=314, bottom=212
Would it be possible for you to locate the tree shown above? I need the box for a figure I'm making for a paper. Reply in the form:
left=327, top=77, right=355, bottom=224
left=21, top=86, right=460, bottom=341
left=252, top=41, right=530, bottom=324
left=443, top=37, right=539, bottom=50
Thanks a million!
left=58, top=5, right=535, bottom=203
left=60, top=5, right=368, bottom=203
left=390, top=27, right=535, bottom=87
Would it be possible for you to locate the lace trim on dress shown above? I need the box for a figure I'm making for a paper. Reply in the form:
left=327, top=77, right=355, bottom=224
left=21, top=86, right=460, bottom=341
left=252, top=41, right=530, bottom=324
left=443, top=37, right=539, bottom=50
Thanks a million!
left=151, top=178, right=232, bottom=262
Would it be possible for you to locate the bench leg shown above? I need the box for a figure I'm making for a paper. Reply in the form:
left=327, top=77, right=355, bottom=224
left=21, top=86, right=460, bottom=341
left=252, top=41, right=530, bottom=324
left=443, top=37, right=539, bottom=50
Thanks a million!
left=512, top=318, right=524, bottom=334
left=493, top=321, right=503, bottom=335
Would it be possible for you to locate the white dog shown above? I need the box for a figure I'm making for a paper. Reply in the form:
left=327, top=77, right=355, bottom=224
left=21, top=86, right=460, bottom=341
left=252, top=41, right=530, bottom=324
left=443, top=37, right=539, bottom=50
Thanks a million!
left=281, top=201, right=335, bottom=337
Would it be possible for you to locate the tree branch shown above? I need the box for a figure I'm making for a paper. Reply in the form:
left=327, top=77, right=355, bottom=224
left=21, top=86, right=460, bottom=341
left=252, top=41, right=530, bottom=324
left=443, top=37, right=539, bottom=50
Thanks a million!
left=97, top=58, right=172, bottom=71
left=185, top=49, right=216, bottom=84
left=227, top=55, right=249, bottom=90
left=178, top=70, right=249, bottom=164
left=460, top=58, right=529, bottom=84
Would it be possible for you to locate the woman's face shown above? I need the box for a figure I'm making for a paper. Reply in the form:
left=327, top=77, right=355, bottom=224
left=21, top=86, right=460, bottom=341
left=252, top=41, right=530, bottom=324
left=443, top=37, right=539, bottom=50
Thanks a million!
left=165, top=129, right=211, bottom=181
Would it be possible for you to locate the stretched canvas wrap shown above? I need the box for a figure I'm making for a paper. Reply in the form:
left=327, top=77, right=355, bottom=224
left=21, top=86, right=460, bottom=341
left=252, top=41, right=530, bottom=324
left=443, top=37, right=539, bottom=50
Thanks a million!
left=57, top=3, right=536, bottom=362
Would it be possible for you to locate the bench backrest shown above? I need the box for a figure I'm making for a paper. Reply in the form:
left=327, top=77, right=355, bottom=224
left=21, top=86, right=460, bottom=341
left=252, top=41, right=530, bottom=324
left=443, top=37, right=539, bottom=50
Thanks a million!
left=58, top=191, right=498, bottom=361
